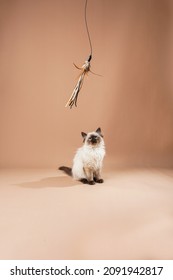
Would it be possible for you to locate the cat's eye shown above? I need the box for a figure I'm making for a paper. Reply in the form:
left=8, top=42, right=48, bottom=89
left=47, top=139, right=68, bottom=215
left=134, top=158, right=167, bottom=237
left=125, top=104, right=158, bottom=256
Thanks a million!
left=88, top=136, right=98, bottom=141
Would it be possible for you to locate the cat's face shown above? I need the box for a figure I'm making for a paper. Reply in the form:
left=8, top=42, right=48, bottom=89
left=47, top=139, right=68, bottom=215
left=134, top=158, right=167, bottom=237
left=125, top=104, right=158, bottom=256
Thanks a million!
left=81, top=127, right=104, bottom=147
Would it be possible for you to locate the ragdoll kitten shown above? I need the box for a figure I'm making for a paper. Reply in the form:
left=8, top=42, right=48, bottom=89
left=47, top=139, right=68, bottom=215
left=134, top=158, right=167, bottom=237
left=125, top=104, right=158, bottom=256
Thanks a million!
left=59, top=127, right=105, bottom=185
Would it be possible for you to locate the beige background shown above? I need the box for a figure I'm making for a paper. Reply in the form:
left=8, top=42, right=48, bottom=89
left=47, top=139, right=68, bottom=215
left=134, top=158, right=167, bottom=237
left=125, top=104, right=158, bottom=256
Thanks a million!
left=0, top=0, right=173, bottom=168
left=0, top=0, right=173, bottom=260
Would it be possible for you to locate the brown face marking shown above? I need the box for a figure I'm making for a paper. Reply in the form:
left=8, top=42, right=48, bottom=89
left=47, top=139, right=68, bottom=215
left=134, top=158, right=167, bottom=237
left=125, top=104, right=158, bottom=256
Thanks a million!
left=86, top=134, right=101, bottom=146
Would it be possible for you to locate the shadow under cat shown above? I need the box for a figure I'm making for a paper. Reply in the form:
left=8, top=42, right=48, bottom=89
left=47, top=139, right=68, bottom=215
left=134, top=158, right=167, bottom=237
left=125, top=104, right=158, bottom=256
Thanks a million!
left=15, top=175, right=78, bottom=189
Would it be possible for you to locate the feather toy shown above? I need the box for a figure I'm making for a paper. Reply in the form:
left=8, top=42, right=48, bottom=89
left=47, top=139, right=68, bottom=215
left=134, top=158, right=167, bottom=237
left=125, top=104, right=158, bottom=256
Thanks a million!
left=65, top=55, right=92, bottom=108
left=65, top=0, right=97, bottom=109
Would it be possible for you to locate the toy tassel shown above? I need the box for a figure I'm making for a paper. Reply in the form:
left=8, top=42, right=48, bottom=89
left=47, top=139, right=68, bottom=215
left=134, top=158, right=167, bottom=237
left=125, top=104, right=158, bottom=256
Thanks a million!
left=65, top=0, right=94, bottom=109
left=65, top=55, right=92, bottom=108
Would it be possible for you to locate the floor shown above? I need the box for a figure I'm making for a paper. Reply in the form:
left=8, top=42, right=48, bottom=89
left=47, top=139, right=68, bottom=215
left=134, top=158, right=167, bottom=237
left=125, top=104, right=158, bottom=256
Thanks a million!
left=0, top=167, right=173, bottom=260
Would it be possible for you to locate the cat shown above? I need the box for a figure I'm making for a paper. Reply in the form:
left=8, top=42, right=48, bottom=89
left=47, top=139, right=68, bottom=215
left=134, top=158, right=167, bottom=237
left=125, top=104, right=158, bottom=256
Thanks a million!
left=59, top=127, right=105, bottom=185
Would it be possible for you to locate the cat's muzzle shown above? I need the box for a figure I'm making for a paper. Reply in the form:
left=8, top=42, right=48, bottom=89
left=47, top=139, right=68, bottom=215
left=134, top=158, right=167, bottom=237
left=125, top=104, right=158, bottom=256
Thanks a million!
left=90, top=136, right=98, bottom=144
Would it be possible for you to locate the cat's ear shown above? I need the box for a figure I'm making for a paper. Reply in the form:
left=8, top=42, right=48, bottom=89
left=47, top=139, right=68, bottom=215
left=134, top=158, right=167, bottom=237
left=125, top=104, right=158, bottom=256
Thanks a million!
left=81, top=132, right=87, bottom=140
left=96, top=127, right=101, bottom=134
left=96, top=127, right=103, bottom=137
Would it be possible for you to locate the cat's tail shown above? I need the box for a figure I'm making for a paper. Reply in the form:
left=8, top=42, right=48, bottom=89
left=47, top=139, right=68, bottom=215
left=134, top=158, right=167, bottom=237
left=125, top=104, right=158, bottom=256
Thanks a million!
left=59, top=166, right=72, bottom=177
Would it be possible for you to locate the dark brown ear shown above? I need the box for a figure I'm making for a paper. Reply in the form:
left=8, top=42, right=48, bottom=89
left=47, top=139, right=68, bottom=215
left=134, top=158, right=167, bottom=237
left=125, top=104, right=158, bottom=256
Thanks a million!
left=96, top=127, right=101, bottom=134
left=96, top=127, right=103, bottom=137
left=81, top=132, right=87, bottom=139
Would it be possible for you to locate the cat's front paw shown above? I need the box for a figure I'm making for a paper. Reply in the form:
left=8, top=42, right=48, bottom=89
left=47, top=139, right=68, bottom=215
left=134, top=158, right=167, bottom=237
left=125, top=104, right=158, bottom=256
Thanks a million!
left=89, top=180, right=95, bottom=185
left=95, top=178, right=104, bottom=183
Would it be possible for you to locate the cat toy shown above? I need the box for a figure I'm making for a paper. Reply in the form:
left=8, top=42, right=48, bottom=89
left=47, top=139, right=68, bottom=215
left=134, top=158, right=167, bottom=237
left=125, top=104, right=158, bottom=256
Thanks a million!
left=65, top=0, right=95, bottom=109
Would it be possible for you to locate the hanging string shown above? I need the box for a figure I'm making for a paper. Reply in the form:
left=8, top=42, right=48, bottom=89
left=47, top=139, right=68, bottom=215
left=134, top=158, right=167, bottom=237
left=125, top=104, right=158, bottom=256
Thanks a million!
left=65, top=0, right=95, bottom=108
left=84, top=0, right=93, bottom=58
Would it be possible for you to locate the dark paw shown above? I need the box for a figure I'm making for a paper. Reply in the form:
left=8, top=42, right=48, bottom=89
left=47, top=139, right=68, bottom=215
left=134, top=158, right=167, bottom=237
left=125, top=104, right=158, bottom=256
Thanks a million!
left=96, top=178, right=104, bottom=183
left=80, top=178, right=89, bottom=184
left=88, top=180, right=95, bottom=185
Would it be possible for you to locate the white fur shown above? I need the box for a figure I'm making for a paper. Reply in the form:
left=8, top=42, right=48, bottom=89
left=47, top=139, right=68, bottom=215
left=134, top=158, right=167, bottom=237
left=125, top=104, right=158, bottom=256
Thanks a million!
left=72, top=131, right=105, bottom=181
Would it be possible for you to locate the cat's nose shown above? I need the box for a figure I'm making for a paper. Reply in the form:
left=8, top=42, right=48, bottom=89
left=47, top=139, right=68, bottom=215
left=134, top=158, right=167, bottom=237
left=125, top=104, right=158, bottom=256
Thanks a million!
left=91, top=136, right=97, bottom=142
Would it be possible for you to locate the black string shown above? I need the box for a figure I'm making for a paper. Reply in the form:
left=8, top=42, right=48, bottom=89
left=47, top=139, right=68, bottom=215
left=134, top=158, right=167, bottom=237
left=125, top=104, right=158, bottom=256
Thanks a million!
left=84, top=0, right=93, bottom=58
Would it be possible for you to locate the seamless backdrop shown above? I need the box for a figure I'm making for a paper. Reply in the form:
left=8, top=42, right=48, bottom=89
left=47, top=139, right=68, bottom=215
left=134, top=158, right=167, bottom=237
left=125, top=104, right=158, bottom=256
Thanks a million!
left=0, top=0, right=173, bottom=168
